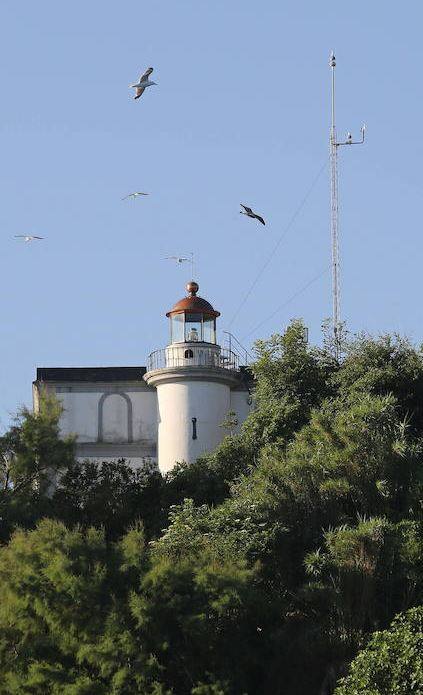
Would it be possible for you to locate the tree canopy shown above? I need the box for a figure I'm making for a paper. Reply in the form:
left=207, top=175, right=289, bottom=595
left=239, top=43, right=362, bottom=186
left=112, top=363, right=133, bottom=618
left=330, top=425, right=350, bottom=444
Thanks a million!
left=335, top=607, right=423, bottom=695
left=0, top=321, right=422, bottom=693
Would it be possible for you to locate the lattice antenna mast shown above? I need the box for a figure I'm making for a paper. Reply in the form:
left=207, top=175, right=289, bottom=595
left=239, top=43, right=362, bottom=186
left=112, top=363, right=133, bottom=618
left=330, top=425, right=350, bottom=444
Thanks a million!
left=329, top=51, right=365, bottom=359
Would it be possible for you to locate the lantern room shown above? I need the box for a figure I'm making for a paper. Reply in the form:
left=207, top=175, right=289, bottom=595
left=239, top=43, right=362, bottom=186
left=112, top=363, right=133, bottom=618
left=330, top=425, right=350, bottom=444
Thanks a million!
left=166, top=281, right=220, bottom=345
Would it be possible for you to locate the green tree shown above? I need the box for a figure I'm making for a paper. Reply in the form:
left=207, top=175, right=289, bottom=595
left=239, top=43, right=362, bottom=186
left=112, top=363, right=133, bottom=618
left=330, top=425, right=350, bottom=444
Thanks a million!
left=1, top=326, right=423, bottom=694
left=335, top=607, right=423, bottom=695
left=0, top=394, right=165, bottom=543
left=0, top=394, right=75, bottom=542
left=133, top=542, right=273, bottom=694
left=0, top=393, right=75, bottom=496
left=0, top=518, right=164, bottom=694
left=305, top=518, right=423, bottom=656
left=0, top=518, right=271, bottom=695
left=153, top=340, right=423, bottom=692
left=243, top=319, right=336, bottom=450
left=163, top=434, right=252, bottom=509
left=333, top=333, right=423, bottom=434
left=51, top=458, right=164, bottom=541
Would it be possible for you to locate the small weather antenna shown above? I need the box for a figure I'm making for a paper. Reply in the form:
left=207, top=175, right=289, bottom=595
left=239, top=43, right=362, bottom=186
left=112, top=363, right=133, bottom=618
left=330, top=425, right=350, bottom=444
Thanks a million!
left=329, top=51, right=365, bottom=358
left=165, top=252, right=195, bottom=278
left=182, top=252, right=195, bottom=278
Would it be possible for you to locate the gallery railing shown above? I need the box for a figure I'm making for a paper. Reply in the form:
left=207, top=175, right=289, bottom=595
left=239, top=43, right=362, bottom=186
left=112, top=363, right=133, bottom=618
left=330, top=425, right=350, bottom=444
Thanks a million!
left=147, top=346, right=240, bottom=372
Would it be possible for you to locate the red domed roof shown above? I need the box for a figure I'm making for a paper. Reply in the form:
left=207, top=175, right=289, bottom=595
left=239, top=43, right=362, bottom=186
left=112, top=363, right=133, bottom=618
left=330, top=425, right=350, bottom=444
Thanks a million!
left=166, top=281, right=220, bottom=318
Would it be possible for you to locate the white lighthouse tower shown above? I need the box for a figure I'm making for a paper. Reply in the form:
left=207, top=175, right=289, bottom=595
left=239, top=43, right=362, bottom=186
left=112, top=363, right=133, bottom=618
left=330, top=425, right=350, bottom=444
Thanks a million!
left=144, top=281, right=251, bottom=473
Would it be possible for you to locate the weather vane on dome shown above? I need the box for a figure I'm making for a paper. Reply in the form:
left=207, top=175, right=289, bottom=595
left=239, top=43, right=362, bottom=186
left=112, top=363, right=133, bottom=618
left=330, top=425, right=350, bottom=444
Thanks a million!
left=165, top=251, right=195, bottom=278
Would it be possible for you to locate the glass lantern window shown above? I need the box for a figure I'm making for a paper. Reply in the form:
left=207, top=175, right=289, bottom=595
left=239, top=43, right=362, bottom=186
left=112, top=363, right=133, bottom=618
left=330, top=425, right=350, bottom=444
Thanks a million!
left=203, top=316, right=216, bottom=344
left=170, top=312, right=184, bottom=343
left=185, top=313, right=202, bottom=342
left=170, top=312, right=218, bottom=344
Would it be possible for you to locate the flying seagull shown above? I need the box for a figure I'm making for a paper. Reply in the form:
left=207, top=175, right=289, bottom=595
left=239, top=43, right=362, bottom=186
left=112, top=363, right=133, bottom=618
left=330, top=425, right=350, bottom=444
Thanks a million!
left=240, top=204, right=265, bottom=226
left=122, top=192, right=149, bottom=200
left=14, top=235, right=44, bottom=242
left=165, top=256, right=190, bottom=264
left=130, top=67, right=157, bottom=100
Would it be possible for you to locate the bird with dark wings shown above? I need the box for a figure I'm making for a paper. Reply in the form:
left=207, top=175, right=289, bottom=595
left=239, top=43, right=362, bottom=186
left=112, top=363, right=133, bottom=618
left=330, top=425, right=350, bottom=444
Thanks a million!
left=240, top=204, right=265, bottom=225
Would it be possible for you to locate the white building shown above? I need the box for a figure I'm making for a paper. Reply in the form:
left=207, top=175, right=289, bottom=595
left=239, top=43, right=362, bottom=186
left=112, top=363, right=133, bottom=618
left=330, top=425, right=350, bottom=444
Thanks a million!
left=33, top=282, right=252, bottom=473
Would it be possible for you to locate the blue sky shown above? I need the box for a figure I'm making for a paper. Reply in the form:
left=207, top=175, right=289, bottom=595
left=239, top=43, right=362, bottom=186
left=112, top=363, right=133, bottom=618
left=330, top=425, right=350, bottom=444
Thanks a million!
left=0, top=1, right=421, bottom=427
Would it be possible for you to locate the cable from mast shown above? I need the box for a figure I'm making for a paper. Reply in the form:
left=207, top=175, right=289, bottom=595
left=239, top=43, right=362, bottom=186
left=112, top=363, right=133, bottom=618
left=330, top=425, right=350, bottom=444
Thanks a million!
left=329, top=51, right=365, bottom=359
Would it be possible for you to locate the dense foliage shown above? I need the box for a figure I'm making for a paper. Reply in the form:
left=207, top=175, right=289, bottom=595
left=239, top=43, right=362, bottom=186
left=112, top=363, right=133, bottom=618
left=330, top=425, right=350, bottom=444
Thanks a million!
left=0, top=320, right=422, bottom=693
left=335, top=607, right=423, bottom=695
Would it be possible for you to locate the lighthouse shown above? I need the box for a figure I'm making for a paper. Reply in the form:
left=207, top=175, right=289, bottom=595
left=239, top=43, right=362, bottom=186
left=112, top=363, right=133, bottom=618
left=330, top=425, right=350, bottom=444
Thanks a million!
left=33, top=281, right=252, bottom=472
left=144, top=281, right=252, bottom=473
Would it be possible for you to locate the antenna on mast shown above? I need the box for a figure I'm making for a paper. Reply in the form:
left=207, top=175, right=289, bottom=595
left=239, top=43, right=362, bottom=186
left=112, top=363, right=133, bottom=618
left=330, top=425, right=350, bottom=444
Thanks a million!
left=329, top=51, right=365, bottom=359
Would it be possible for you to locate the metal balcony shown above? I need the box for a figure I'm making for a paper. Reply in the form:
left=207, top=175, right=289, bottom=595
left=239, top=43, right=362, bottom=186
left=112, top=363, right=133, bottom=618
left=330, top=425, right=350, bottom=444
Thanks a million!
left=146, top=345, right=240, bottom=373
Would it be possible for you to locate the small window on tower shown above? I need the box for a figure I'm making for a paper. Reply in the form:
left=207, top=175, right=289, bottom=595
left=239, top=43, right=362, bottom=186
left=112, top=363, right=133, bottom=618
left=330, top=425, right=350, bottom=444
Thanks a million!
left=191, top=417, right=197, bottom=440
left=184, top=349, right=194, bottom=359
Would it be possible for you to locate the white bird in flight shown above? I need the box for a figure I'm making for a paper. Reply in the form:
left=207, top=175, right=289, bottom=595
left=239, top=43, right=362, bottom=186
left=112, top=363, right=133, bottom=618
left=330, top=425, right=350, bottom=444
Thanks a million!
left=130, top=67, right=157, bottom=100
left=122, top=192, right=149, bottom=200
left=14, top=235, right=44, bottom=242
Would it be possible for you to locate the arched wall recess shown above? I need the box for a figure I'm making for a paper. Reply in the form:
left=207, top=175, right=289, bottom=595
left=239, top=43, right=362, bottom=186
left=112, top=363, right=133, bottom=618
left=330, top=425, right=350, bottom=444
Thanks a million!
left=98, top=392, right=133, bottom=443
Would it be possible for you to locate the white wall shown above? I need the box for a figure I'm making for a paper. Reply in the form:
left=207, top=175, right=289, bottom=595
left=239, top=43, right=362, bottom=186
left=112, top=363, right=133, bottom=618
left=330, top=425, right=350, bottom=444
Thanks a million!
left=54, top=387, right=158, bottom=445
left=131, top=390, right=158, bottom=441
left=57, top=390, right=99, bottom=442
left=39, top=379, right=251, bottom=473
left=156, top=380, right=231, bottom=473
